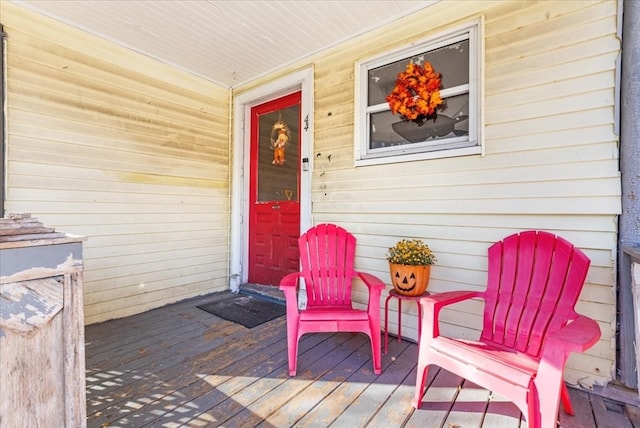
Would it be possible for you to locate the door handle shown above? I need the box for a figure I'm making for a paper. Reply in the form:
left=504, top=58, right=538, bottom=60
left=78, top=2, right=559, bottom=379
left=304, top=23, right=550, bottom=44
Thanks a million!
left=272, top=205, right=280, bottom=209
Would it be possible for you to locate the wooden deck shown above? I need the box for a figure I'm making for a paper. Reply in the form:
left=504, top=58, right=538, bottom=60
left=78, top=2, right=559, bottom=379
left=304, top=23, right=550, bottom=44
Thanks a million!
left=85, top=291, right=639, bottom=428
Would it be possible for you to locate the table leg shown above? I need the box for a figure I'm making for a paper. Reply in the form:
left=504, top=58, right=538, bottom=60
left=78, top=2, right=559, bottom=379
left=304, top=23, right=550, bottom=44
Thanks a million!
left=397, top=299, right=402, bottom=343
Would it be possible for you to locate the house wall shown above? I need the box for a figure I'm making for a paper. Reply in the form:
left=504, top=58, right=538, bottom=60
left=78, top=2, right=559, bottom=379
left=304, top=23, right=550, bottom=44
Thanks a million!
left=1, top=2, right=231, bottom=324
left=1, top=0, right=621, bottom=388
left=237, top=0, right=620, bottom=387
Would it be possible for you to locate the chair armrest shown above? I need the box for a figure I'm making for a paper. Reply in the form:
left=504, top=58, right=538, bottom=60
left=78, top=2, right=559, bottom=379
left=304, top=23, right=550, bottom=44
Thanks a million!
left=419, top=290, right=482, bottom=312
left=356, top=272, right=385, bottom=318
left=356, top=272, right=386, bottom=292
left=418, top=290, right=482, bottom=338
left=279, top=272, right=301, bottom=301
left=545, top=315, right=601, bottom=354
left=536, top=315, right=601, bottom=406
left=279, top=272, right=301, bottom=318
left=279, top=272, right=300, bottom=289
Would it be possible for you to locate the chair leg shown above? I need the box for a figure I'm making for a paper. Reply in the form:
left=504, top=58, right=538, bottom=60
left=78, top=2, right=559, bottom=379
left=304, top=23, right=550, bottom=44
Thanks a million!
left=527, top=395, right=541, bottom=428
left=286, top=322, right=299, bottom=376
left=560, top=382, right=574, bottom=415
left=370, top=331, right=381, bottom=374
left=411, top=363, right=430, bottom=408
left=535, top=382, right=563, bottom=428
left=288, top=339, right=298, bottom=376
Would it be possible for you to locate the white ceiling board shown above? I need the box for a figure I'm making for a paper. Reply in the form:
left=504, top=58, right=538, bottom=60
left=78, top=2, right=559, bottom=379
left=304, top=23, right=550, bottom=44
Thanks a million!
left=9, top=0, right=437, bottom=87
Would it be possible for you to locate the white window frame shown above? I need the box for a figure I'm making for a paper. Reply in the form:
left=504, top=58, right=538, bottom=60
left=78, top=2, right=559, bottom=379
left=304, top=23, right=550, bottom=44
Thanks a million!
left=354, top=19, right=484, bottom=166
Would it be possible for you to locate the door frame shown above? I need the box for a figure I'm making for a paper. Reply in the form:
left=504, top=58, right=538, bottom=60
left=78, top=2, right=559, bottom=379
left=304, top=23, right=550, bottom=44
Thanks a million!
left=229, top=67, right=314, bottom=292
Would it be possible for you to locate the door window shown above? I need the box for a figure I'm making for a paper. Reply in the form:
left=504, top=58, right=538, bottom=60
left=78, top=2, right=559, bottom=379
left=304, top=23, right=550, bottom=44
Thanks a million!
left=256, top=105, right=300, bottom=203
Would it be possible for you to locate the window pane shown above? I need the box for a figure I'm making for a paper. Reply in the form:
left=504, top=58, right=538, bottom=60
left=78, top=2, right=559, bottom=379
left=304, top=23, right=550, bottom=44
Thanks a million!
left=368, top=39, right=469, bottom=106
left=356, top=20, right=481, bottom=164
left=257, top=105, right=300, bottom=202
left=370, top=93, right=469, bottom=148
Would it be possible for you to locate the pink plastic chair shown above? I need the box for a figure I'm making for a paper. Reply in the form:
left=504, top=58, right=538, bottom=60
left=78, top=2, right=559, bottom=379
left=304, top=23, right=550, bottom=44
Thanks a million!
left=279, top=223, right=385, bottom=376
left=412, top=230, right=601, bottom=428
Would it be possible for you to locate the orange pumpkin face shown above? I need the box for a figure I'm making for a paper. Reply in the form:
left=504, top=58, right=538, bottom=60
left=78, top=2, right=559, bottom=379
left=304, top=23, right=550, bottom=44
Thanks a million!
left=393, top=270, right=418, bottom=293
left=389, top=263, right=431, bottom=296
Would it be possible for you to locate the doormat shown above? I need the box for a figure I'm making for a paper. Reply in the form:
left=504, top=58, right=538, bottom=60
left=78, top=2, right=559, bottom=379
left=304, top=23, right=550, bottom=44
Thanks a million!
left=197, top=294, right=286, bottom=328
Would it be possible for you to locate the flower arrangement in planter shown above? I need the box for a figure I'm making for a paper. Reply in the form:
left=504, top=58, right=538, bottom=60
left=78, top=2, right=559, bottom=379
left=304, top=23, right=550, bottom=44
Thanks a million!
left=387, top=239, right=437, bottom=266
left=386, top=239, right=436, bottom=296
left=385, top=61, right=444, bottom=126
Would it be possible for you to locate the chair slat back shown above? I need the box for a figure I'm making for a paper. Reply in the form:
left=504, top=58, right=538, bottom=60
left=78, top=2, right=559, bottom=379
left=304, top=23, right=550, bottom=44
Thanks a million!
left=480, top=231, right=590, bottom=357
left=298, top=224, right=356, bottom=307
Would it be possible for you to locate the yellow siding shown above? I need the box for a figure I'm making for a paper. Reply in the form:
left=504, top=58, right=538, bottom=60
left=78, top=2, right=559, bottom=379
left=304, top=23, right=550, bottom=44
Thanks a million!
left=2, top=0, right=620, bottom=387
left=1, top=3, right=231, bottom=324
left=238, top=0, right=620, bottom=386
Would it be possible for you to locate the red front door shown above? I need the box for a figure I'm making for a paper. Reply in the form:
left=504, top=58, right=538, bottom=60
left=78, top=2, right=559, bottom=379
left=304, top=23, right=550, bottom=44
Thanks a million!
left=248, top=92, right=301, bottom=285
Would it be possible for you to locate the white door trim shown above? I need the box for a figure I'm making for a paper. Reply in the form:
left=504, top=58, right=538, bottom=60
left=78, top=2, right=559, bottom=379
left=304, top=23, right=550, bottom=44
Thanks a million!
left=229, top=67, right=314, bottom=292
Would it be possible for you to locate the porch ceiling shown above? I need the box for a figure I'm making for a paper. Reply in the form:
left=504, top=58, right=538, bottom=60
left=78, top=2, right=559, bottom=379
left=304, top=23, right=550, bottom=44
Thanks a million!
left=10, top=0, right=437, bottom=88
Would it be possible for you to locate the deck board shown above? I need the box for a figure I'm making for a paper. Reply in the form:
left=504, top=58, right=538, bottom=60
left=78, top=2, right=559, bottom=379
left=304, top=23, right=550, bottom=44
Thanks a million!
left=444, top=380, right=492, bottom=427
left=483, top=392, right=524, bottom=427
left=134, top=325, right=289, bottom=427
left=85, top=291, right=635, bottom=427
left=591, top=394, right=634, bottom=428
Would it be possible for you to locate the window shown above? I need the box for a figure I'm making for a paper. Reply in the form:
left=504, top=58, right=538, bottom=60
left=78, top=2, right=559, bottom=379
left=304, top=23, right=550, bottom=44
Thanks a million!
left=355, top=20, right=483, bottom=166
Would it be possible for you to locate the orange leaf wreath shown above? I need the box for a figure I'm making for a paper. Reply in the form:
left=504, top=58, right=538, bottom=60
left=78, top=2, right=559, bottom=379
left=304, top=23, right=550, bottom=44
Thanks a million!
left=385, top=61, right=443, bottom=126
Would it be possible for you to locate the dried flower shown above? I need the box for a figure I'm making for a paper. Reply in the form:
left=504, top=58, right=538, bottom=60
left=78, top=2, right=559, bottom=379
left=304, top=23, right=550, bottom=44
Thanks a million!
left=385, top=61, right=444, bottom=126
left=386, top=239, right=436, bottom=266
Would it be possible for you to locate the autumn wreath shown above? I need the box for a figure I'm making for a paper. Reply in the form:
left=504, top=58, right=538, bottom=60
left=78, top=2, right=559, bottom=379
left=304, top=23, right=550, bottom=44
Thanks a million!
left=385, top=61, right=443, bottom=126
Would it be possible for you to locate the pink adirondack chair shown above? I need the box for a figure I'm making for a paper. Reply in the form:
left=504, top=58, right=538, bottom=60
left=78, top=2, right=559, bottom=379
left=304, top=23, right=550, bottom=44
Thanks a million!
left=279, top=223, right=385, bottom=376
left=412, top=230, right=601, bottom=428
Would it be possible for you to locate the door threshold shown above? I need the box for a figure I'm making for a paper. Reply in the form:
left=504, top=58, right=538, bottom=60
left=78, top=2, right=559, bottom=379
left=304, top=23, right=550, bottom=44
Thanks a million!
left=239, top=283, right=285, bottom=304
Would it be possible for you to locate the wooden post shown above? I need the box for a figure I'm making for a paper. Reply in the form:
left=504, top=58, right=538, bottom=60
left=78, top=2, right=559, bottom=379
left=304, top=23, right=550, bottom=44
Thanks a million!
left=1, top=214, right=87, bottom=427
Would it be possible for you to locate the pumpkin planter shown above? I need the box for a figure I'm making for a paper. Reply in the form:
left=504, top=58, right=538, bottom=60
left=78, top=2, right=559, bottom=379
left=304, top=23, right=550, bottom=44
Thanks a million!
left=389, top=263, right=431, bottom=296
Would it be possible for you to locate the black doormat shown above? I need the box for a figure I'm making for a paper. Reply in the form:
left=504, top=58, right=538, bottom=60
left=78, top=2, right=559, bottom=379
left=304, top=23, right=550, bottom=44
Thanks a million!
left=197, top=294, right=286, bottom=328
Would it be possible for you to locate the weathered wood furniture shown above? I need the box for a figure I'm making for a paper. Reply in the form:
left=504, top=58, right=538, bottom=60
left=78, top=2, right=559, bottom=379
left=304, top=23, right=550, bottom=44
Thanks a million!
left=279, top=223, right=385, bottom=375
left=412, top=230, right=601, bottom=428
left=0, top=214, right=87, bottom=427
left=623, top=246, right=640, bottom=397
